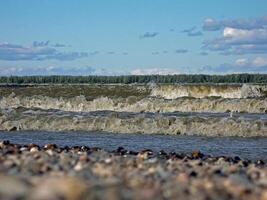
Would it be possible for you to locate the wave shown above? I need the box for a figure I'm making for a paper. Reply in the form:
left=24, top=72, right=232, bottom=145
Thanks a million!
left=1, top=84, right=267, bottom=100
left=1, top=108, right=266, bottom=137
left=1, top=84, right=266, bottom=137
left=150, top=84, right=267, bottom=99
left=1, top=95, right=266, bottom=113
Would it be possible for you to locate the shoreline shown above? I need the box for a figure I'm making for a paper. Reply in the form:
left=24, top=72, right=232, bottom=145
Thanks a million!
left=0, top=140, right=266, bottom=200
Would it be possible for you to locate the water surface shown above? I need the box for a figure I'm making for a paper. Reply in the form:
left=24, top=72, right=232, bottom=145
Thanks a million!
left=0, top=131, right=266, bottom=162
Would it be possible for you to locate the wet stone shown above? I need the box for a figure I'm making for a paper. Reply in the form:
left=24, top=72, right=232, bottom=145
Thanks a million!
left=191, top=151, right=204, bottom=159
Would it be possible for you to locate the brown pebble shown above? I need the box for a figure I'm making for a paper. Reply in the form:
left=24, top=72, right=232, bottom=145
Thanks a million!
left=191, top=151, right=203, bottom=159
left=44, top=144, right=57, bottom=150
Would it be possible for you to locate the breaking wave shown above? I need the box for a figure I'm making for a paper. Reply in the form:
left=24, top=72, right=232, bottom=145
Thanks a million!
left=0, top=84, right=267, bottom=137
left=0, top=95, right=267, bottom=113
left=0, top=108, right=266, bottom=137
left=150, top=84, right=267, bottom=99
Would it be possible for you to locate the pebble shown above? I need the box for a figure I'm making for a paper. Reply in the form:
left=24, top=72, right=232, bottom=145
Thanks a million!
left=0, top=175, right=29, bottom=199
left=29, top=177, right=88, bottom=200
left=191, top=151, right=204, bottom=159
left=0, top=141, right=266, bottom=200
left=30, top=147, right=39, bottom=152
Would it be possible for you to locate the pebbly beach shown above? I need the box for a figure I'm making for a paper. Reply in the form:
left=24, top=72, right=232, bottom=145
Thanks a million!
left=0, top=140, right=267, bottom=200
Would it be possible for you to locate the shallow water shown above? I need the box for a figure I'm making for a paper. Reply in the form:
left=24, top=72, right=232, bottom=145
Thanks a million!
left=0, top=131, right=266, bottom=162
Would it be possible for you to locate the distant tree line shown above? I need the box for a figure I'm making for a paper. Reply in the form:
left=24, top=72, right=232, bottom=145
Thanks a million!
left=0, top=74, right=266, bottom=84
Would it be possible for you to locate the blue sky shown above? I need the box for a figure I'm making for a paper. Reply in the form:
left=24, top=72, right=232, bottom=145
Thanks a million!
left=0, top=0, right=267, bottom=75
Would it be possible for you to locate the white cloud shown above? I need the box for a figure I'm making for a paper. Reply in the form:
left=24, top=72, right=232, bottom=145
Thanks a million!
left=203, top=15, right=267, bottom=55
left=130, top=68, right=181, bottom=75
left=0, top=66, right=96, bottom=76
left=203, top=15, right=267, bottom=31
left=204, top=27, right=267, bottom=54
left=0, top=65, right=128, bottom=76
left=223, top=27, right=267, bottom=44
left=235, top=58, right=249, bottom=66
left=201, top=57, right=267, bottom=74
left=0, top=42, right=88, bottom=61
left=252, top=57, right=267, bottom=67
left=203, top=18, right=221, bottom=31
left=234, top=57, right=267, bottom=68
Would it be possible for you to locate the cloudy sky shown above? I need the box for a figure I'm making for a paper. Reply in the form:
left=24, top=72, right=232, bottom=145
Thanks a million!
left=0, top=0, right=267, bottom=75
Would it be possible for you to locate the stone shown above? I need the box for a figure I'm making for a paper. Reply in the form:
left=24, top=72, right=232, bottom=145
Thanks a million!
left=191, top=151, right=204, bottom=159
left=0, top=141, right=266, bottom=200
left=0, top=175, right=30, bottom=199
left=29, top=177, right=88, bottom=200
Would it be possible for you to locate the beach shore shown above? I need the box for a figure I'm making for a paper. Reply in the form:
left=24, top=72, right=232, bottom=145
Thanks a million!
left=0, top=140, right=266, bottom=200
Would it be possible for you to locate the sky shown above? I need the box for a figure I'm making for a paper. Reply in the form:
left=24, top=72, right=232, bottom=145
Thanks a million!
left=0, top=0, right=267, bottom=75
